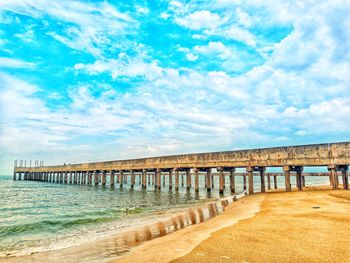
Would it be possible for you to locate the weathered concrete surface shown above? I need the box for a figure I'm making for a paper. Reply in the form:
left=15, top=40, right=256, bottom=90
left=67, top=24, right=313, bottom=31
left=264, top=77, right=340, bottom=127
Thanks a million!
left=14, top=142, right=350, bottom=173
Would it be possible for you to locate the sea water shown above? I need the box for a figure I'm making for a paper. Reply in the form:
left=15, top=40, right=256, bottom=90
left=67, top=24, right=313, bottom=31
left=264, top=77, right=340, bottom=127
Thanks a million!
left=0, top=174, right=328, bottom=259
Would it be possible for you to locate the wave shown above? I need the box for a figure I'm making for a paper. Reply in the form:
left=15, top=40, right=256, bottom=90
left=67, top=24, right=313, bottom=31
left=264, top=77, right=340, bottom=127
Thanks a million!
left=0, top=208, right=144, bottom=239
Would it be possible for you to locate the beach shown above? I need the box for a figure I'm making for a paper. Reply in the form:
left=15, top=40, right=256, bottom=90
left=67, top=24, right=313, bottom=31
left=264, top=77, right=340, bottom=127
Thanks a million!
left=115, top=189, right=350, bottom=263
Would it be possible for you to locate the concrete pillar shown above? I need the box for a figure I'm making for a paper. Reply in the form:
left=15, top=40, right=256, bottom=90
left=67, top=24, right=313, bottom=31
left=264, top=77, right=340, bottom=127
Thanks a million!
left=69, top=172, right=73, bottom=184
left=157, top=169, right=161, bottom=190
left=328, top=165, right=338, bottom=190
left=194, top=168, right=199, bottom=193
left=247, top=167, right=253, bottom=195
left=102, top=171, right=107, bottom=186
left=218, top=168, right=224, bottom=195
left=175, top=169, right=179, bottom=191
left=283, top=166, right=291, bottom=192
left=229, top=168, right=236, bottom=194
left=163, top=175, right=166, bottom=186
left=296, top=166, right=303, bottom=191
left=206, top=169, right=211, bottom=192
left=94, top=171, right=99, bottom=185
left=186, top=169, right=191, bottom=190
left=274, top=175, right=277, bottom=189
left=119, top=171, right=124, bottom=188
left=87, top=172, right=92, bottom=185
left=259, top=167, right=266, bottom=193
left=267, top=173, right=271, bottom=190
left=181, top=173, right=184, bottom=187
left=130, top=171, right=135, bottom=188
left=211, top=173, right=214, bottom=189
left=169, top=170, right=173, bottom=190
left=243, top=173, right=247, bottom=192
left=142, top=170, right=147, bottom=189
left=64, top=172, right=67, bottom=183
left=148, top=174, right=151, bottom=185
left=153, top=171, right=157, bottom=189
left=109, top=171, right=114, bottom=186
left=340, top=166, right=349, bottom=190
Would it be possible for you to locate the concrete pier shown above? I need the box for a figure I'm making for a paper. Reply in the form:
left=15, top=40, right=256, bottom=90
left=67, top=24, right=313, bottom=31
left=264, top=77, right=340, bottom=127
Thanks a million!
left=12, top=142, right=350, bottom=195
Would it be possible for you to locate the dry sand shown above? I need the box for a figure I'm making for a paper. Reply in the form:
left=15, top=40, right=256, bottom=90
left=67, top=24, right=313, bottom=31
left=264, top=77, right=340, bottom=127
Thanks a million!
left=173, top=190, right=350, bottom=263
left=115, top=190, right=350, bottom=263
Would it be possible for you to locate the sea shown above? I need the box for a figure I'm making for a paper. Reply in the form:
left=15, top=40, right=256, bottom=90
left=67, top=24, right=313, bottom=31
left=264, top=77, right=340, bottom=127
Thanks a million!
left=0, top=174, right=329, bottom=261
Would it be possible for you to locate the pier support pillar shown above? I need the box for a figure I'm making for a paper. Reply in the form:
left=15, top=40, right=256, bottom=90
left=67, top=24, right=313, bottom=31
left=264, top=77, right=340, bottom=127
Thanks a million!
left=102, top=171, right=107, bottom=186
left=163, top=175, right=165, bottom=186
left=206, top=169, right=211, bottom=192
left=243, top=173, right=247, bottom=192
left=186, top=169, right=191, bottom=191
left=156, top=169, right=161, bottom=190
left=328, top=165, right=338, bottom=190
left=283, top=166, right=292, bottom=192
left=229, top=168, right=236, bottom=194
left=142, top=170, right=147, bottom=189
left=247, top=167, right=254, bottom=195
left=194, top=168, right=199, bottom=193
left=88, top=172, right=92, bottom=185
left=267, top=173, right=271, bottom=190
left=295, top=166, right=303, bottom=191
left=274, top=175, right=277, bottom=189
left=119, top=171, right=124, bottom=188
left=211, top=173, right=214, bottom=189
left=259, top=167, right=266, bottom=193
left=110, top=171, right=115, bottom=186
left=338, top=165, right=349, bottom=190
left=94, top=171, right=99, bottom=185
left=64, top=172, right=68, bottom=183
left=175, top=169, right=179, bottom=191
left=218, top=167, right=224, bottom=195
left=169, top=170, right=173, bottom=190
left=181, top=173, right=184, bottom=187
left=130, top=171, right=135, bottom=188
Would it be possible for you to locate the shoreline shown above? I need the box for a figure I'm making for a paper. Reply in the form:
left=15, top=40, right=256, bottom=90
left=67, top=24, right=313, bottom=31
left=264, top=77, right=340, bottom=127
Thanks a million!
left=0, top=192, right=242, bottom=263
left=112, top=187, right=350, bottom=263
left=112, top=192, right=264, bottom=263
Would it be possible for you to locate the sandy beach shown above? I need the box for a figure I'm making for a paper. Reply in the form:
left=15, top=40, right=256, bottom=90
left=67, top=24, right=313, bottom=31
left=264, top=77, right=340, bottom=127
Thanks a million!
left=115, top=189, right=350, bottom=263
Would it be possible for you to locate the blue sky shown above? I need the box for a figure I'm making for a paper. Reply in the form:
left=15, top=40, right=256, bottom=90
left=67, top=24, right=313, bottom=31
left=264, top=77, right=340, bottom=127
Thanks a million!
left=0, top=0, right=349, bottom=173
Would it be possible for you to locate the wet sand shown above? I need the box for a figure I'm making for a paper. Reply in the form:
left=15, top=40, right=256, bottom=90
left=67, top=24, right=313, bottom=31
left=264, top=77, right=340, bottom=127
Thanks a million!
left=114, top=189, right=350, bottom=263
left=112, top=193, right=264, bottom=263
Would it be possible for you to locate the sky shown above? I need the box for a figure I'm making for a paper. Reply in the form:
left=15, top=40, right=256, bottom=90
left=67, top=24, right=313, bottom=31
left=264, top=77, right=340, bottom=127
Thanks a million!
left=0, top=0, right=350, bottom=174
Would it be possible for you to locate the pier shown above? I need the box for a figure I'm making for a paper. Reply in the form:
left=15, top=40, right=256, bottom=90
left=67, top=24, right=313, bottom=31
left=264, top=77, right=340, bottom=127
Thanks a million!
left=13, top=142, right=350, bottom=194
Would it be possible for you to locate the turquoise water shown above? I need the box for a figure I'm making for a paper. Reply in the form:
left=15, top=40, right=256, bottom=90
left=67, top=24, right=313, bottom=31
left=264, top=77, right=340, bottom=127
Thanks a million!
left=0, top=175, right=222, bottom=257
left=0, top=174, right=329, bottom=258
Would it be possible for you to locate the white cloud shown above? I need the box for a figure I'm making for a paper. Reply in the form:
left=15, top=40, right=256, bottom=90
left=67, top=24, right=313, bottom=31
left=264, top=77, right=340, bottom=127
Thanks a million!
left=175, top=10, right=225, bottom=30
left=186, top=53, right=198, bottom=61
left=194, top=41, right=232, bottom=59
left=0, top=57, right=35, bottom=69
left=0, top=0, right=136, bottom=57
left=160, top=12, right=170, bottom=20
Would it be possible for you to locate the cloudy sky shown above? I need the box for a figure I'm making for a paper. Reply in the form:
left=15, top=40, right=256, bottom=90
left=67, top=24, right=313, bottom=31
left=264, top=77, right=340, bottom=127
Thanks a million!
left=0, top=0, right=349, bottom=174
